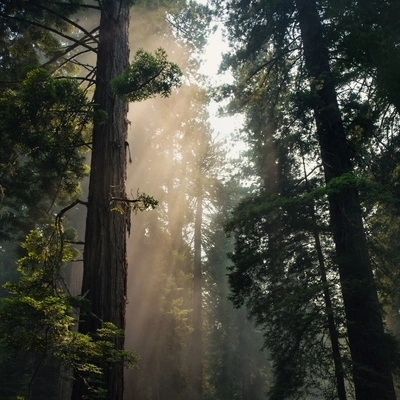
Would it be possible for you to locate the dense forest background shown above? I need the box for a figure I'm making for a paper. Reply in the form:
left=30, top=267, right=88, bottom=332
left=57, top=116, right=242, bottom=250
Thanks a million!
left=1, top=0, right=400, bottom=400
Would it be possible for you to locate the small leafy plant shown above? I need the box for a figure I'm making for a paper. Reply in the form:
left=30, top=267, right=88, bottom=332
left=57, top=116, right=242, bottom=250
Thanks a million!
left=0, top=227, right=137, bottom=399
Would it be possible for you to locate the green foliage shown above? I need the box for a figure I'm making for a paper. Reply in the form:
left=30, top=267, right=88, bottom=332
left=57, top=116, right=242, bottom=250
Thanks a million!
left=204, top=194, right=271, bottom=400
left=111, top=191, right=159, bottom=214
left=0, top=227, right=137, bottom=399
left=0, top=0, right=87, bottom=80
left=324, top=0, right=400, bottom=112
left=111, top=48, right=182, bottom=102
left=225, top=185, right=345, bottom=399
left=0, top=68, right=91, bottom=240
left=167, top=2, right=215, bottom=51
left=131, top=192, right=159, bottom=213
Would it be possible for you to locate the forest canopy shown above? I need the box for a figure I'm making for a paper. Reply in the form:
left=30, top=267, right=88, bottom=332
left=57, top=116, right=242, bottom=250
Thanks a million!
left=1, top=1, right=400, bottom=400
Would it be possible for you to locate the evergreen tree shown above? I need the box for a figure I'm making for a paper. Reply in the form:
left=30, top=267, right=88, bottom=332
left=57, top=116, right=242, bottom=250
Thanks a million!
left=211, top=0, right=400, bottom=398
left=203, top=180, right=271, bottom=400
left=0, top=1, right=182, bottom=398
left=296, top=2, right=394, bottom=397
left=0, top=69, right=90, bottom=242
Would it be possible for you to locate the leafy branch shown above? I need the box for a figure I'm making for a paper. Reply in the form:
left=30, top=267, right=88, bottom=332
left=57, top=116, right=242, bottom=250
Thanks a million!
left=0, top=227, right=137, bottom=399
left=111, top=48, right=182, bottom=102
left=110, top=191, right=158, bottom=237
left=110, top=191, right=159, bottom=213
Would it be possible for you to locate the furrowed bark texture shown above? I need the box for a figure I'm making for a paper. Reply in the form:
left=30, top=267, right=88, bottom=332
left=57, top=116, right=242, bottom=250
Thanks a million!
left=295, top=0, right=395, bottom=398
left=71, top=1, right=129, bottom=399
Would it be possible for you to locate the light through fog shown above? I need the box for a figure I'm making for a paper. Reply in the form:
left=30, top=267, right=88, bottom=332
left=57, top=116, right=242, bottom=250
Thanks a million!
left=122, top=5, right=249, bottom=397
left=199, top=24, right=246, bottom=160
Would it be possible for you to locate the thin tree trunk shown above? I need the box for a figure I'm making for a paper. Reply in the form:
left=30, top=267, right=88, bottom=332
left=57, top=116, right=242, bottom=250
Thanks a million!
left=313, top=228, right=347, bottom=400
left=71, top=1, right=129, bottom=399
left=238, top=307, right=251, bottom=400
left=295, top=0, right=395, bottom=398
left=191, top=192, right=203, bottom=399
left=301, top=157, right=347, bottom=400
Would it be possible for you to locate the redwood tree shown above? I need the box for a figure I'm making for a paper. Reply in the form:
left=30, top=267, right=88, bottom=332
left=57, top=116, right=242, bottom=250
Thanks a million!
left=71, top=1, right=130, bottom=399
left=212, top=0, right=398, bottom=398
left=295, top=1, right=395, bottom=398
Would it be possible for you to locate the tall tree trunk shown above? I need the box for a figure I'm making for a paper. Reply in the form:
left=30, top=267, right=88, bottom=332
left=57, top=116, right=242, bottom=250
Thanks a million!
left=71, top=1, right=129, bottom=399
left=295, top=0, right=395, bottom=399
left=313, top=222, right=347, bottom=400
left=301, top=157, right=347, bottom=400
left=191, top=192, right=203, bottom=399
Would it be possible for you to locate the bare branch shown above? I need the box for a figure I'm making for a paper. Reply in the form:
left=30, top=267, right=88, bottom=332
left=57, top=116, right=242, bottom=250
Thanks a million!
left=42, top=29, right=99, bottom=69
left=110, top=197, right=143, bottom=203
left=30, top=3, right=99, bottom=44
left=56, top=199, right=88, bottom=222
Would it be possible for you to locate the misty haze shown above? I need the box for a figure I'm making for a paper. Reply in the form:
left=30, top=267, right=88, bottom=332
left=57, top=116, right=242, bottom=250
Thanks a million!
left=1, top=1, right=400, bottom=400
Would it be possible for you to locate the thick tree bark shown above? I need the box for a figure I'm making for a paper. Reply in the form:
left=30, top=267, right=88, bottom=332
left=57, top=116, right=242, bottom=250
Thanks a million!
left=295, top=0, right=396, bottom=399
left=71, top=1, right=129, bottom=399
left=191, top=192, right=203, bottom=399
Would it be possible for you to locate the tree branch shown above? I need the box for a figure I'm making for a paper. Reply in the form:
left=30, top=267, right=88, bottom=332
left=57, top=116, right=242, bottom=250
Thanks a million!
left=110, top=197, right=143, bottom=203
left=54, top=75, right=96, bottom=84
left=0, top=12, right=97, bottom=54
left=42, top=29, right=99, bottom=69
left=134, top=66, right=167, bottom=93
left=53, top=2, right=101, bottom=11
left=56, top=199, right=88, bottom=222
left=30, top=3, right=99, bottom=44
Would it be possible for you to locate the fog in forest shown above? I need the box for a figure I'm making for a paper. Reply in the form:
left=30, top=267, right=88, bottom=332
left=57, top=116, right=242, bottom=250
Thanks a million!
left=61, top=6, right=267, bottom=399
left=121, top=7, right=270, bottom=400
left=5, top=1, right=398, bottom=399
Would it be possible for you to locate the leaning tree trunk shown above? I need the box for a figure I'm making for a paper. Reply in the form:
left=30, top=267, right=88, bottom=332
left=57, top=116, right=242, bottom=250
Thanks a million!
left=295, top=0, right=396, bottom=399
left=71, top=2, right=129, bottom=399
